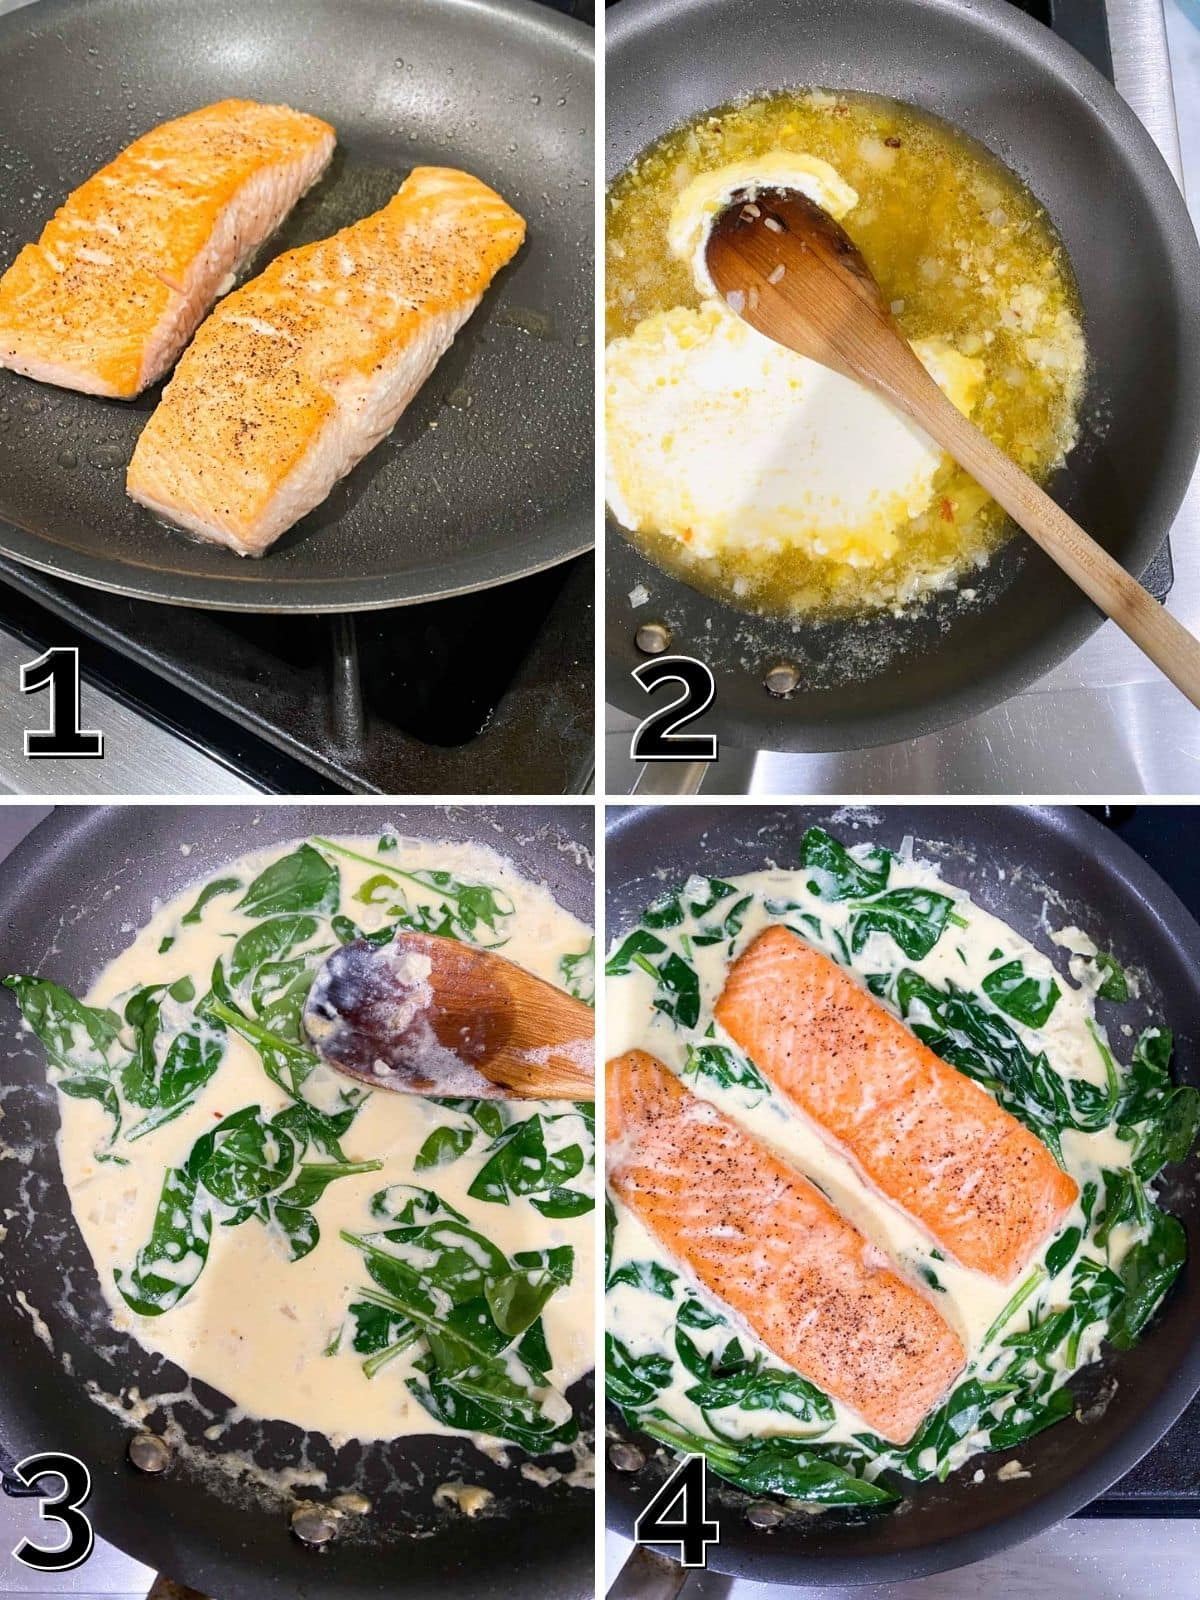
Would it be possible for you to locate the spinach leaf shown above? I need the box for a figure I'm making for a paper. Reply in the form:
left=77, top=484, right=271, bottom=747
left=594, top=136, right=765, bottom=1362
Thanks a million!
left=198, top=1106, right=295, bottom=1206
left=981, top=960, right=1061, bottom=1028
left=4, top=975, right=123, bottom=1076
left=607, top=1334, right=673, bottom=1409
left=1116, top=1028, right=1174, bottom=1126
left=651, top=953, right=701, bottom=1030
left=408, top=1333, right=577, bottom=1456
left=331, top=913, right=397, bottom=948
left=986, top=1384, right=1074, bottom=1450
left=849, top=888, right=960, bottom=961
left=559, top=938, right=595, bottom=1007
left=154, top=1011, right=227, bottom=1114
left=228, top=915, right=320, bottom=988
left=115, top=1161, right=212, bottom=1316
left=237, top=844, right=339, bottom=918
left=264, top=1201, right=321, bottom=1262
left=272, top=1099, right=361, bottom=1162
left=57, top=1076, right=122, bottom=1144
left=121, top=985, right=165, bottom=1107
left=203, top=997, right=320, bottom=1099
left=643, top=891, right=683, bottom=929
left=1126, top=1086, right=1200, bottom=1183
left=531, top=1187, right=594, bottom=1218
left=799, top=827, right=892, bottom=902
left=677, top=1296, right=725, bottom=1330
left=415, top=1123, right=477, bottom=1171
left=1094, top=952, right=1130, bottom=1003
left=467, top=1115, right=584, bottom=1206
left=486, top=1246, right=574, bottom=1338
left=605, top=929, right=667, bottom=976
left=1044, top=1225, right=1083, bottom=1280
left=1094, top=1167, right=1146, bottom=1249
left=608, top=1259, right=679, bottom=1299
left=896, top=1378, right=1021, bottom=1481
left=313, top=838, right=515, bottom=944
left=342, top=1204, right=576, bottom=1453
left=276, top=1159, right=383, bottom=1208
left=181, top=876, right=242, bottom=925
left=682, top=1038, right=767, bottom=1096
left=634, top=1415, right=896, bottom=1507
left=1108, top=1209, right=1187, bottom=1349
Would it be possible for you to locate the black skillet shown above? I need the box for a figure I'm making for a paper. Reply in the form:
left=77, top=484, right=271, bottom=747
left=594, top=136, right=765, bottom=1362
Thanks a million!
left=0, top=0, right=593, bottom=610
left=605, top=804, right=1200, bottom=1585
left=605, top=0, right=1200, bottom=753
left=0, top=804, right=595, bottom=1599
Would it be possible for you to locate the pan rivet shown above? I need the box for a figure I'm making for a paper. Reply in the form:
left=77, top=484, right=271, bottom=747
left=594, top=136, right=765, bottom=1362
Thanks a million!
left=291, top=1503, right=341, bottom=1546
left=608, top=1442, right=645, bottom=1473
left=747, top=1501, right=786, bottom=1528
left=128, top=1432, right=171, bottom=1474
left=635, top=621, right=672, bottom=656
left=764, top=660, right=800, bottom=697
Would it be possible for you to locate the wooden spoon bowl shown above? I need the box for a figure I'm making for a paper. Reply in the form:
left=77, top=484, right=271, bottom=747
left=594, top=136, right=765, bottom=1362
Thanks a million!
left=303, top=934, right=594, bottom=1101
left=706, top=187, right=1200, bottom=709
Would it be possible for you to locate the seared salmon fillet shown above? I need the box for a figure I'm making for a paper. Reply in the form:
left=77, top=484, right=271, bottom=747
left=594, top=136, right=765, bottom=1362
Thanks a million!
left=0, top=100, right=334, bottom=398
left=607, top=1049, right=966, bottom=1445
left=126, top=166, right=526, bottom=555
left=714, top=927, right=1079, bottom=1283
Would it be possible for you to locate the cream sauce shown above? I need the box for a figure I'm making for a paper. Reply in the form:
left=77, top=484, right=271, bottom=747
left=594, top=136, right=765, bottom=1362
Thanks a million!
left=50, top=834, right=594, bottom=1452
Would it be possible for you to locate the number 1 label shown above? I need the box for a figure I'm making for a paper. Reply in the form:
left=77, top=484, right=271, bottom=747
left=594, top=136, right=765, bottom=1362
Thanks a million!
left=21, top=647, right=103, bottom=759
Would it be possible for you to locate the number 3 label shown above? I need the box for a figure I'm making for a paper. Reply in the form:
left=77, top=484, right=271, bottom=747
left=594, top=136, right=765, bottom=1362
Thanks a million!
left=9, top=1452, right=94, bottom=1571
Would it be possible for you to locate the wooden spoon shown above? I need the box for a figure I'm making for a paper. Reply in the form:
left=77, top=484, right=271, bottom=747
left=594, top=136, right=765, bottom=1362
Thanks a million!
left=302, top=934, right=594, bottom=1100
left=706, top=188, right=1200, bottom=708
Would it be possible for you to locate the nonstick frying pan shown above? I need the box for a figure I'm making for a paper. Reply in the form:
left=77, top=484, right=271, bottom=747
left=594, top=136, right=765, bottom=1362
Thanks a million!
left=0, top=803, right=595, bottom=1599
left=605, top=803, right=1200, bottom=1586
left=0, top=0, right=593, bottom=610
left=605, top=0, right=1200, bottom=752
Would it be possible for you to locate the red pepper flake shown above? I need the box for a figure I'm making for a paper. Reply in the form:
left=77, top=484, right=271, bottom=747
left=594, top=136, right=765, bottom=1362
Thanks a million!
left=939, top=497, right=955, bottom=522
left=884, top=136, right=902, bottom=148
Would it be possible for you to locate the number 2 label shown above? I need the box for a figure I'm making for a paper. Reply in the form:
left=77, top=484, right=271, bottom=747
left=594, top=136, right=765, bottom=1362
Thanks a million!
left=630, top=656, right=718, bottom=764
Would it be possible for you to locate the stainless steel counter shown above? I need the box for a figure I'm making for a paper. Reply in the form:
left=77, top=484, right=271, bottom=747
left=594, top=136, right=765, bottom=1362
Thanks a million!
left=607, top=0, right=1200, bottom=797
left=605, top=1520, right=1200, bottom=1600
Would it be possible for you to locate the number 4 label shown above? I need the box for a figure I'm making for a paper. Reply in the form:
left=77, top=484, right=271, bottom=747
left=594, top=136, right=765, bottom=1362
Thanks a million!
left=634, top=1455, right=719, bottom=1568
left=20, top=647, right=103, bottom=759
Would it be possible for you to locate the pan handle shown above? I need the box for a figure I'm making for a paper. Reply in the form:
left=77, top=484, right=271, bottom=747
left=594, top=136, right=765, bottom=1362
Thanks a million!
left=631, top=760, right=710, bottom=796
left=607, top=1544, right=689, bottom=1600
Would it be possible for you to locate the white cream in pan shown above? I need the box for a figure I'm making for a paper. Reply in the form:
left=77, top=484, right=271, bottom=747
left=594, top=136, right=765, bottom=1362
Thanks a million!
left=49, top=834, right=595, bottom=1449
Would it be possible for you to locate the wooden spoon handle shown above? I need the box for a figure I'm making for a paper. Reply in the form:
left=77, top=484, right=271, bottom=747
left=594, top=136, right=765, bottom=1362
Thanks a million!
left=894, top=368, right=1200, bottom=709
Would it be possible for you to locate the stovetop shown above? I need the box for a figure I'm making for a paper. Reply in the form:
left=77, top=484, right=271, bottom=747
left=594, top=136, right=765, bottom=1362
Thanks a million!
left=0, top=0, right=595, bottom=798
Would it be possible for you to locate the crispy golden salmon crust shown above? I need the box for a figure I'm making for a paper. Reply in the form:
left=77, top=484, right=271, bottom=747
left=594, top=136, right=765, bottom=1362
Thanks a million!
left=0, top=100, right=335, bottom=398
left=126, top=166, right=526, bottom=555
left=715, top=926, right=1079, bottom=1283
left=607, top=1049, right=966, bottom=1445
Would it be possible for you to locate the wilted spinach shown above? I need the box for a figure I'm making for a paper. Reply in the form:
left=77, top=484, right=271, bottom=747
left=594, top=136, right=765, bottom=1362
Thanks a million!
left=981, top=960, right=1061, bottom=1028
left=848, top=888, right=963, bottom=962
left=338, top=1185, right=576, bottom=1452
